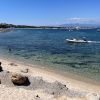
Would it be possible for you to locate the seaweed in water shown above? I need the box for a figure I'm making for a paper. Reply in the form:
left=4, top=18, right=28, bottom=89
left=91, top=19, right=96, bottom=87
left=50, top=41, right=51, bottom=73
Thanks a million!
left=52, top=61, right=89, bottom=69
left=35, top=59, right=41, bottom=61
left=14, top=53, right=20, bottom=56
left=52, top=61, right=70, bottom=65
left=52, top=61, right=87, bottom=66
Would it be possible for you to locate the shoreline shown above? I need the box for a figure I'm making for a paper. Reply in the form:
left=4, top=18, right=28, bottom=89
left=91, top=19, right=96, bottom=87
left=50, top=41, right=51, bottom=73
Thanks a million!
left=0, top=28, right=11, bottom=32
left=0, top=54, right=100, bottom=87
left=0, top=56, right=100, bottom=92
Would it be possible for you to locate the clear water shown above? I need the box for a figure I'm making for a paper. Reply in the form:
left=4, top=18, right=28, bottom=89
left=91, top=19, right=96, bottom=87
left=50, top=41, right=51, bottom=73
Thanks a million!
left=0, top=29, right=100, bottom=81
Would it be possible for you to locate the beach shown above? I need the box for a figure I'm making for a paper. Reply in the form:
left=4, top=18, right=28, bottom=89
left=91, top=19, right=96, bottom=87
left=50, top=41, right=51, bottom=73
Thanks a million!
left=0, top=0, right=100, bottom=99
left=0, top=57, right=100, bottom=100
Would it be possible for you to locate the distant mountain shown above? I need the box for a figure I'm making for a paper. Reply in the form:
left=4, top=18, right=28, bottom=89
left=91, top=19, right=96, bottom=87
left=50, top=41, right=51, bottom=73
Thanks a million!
left=60, top=18, right=100, bottom=28
left=60, top=23, right=100, bottom=28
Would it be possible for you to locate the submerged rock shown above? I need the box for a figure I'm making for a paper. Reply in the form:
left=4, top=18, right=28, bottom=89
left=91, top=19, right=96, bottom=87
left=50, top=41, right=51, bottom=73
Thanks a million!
left=11, top=73, right=30, bottom=86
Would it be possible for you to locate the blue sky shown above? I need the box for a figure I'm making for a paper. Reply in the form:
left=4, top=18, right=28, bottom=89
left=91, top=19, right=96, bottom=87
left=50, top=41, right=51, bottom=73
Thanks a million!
left=0, top=0, right=100, bottom=25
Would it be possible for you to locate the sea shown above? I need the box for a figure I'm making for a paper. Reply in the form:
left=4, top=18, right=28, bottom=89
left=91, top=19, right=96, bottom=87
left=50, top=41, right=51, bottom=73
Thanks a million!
left=0, top=28, right=100, bottom=82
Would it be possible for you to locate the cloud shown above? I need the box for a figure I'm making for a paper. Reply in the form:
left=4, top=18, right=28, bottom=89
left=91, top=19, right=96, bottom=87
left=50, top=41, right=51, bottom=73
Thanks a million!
left=66, top=18, right=100, bottom=24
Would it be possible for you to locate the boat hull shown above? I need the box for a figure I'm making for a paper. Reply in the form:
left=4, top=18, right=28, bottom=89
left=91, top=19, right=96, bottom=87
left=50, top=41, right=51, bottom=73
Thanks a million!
left=66, top=39, right=88, bottom=43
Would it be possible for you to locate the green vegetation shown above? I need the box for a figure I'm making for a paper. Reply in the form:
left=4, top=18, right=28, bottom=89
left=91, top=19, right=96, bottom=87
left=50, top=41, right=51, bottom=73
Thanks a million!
left=0, top=23, right=66, bottom=29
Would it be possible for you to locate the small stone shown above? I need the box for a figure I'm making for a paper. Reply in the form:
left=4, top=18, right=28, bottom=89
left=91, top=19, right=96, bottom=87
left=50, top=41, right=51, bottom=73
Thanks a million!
left=6, top=71, right=10, bottom=73
left=21, top=68, right=29, bottom=73
left=64, top=85, right=66, bottom=87
left=9, top=63, right=17, bottom=66
left=36, top=94, right=40, bottom=98
left=52, top=92, right=55, bottom=95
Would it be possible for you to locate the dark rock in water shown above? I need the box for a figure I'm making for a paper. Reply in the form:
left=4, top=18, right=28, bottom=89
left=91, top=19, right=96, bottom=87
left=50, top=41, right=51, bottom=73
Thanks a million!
left=11, top=74, right=30, bottom=86
left=0, top=62, right=3, bottom=72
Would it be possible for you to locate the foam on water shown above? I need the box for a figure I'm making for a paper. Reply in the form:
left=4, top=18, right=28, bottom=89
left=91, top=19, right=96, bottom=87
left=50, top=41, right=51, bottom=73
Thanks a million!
left=90, top=41, right=100, bottom=43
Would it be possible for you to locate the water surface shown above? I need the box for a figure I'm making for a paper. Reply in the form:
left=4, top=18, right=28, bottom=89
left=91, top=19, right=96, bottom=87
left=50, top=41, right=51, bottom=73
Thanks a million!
left=0, top=29, right=100, bottom=81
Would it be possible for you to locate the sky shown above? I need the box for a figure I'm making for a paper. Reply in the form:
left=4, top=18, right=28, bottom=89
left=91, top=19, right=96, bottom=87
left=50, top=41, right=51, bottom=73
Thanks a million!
left=0, top=0, right=100, bottom=25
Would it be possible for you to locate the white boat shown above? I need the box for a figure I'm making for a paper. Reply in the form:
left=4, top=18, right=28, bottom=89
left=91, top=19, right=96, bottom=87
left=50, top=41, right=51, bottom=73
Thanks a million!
left=66, top=38, right=91, bottom=43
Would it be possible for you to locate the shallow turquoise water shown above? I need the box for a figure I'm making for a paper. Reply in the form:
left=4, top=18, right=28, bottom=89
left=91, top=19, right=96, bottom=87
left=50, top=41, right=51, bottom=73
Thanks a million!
left=0, top=29, right=100, bottom=81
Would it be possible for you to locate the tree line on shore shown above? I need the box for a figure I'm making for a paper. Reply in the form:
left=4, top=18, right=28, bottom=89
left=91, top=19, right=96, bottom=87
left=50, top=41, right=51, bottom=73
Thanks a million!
left=0, top=23, right=64, bottom=29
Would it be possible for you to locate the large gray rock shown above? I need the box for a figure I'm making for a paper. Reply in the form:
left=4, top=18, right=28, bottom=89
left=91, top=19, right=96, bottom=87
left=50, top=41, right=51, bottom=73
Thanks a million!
left=0, top=66, right=3, bottom=72
left=11, top=73, right=30, bottom=86
left=0, top=62, right=3, bottom=72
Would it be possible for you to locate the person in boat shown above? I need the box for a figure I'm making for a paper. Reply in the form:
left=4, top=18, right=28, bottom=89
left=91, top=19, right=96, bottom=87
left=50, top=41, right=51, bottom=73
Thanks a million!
left=82, top=37, right=87, bottom=41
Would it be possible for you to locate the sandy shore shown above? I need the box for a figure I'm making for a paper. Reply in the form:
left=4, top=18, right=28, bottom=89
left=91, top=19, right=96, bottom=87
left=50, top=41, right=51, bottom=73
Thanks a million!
left=0, top=58, right=100, bottom=100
